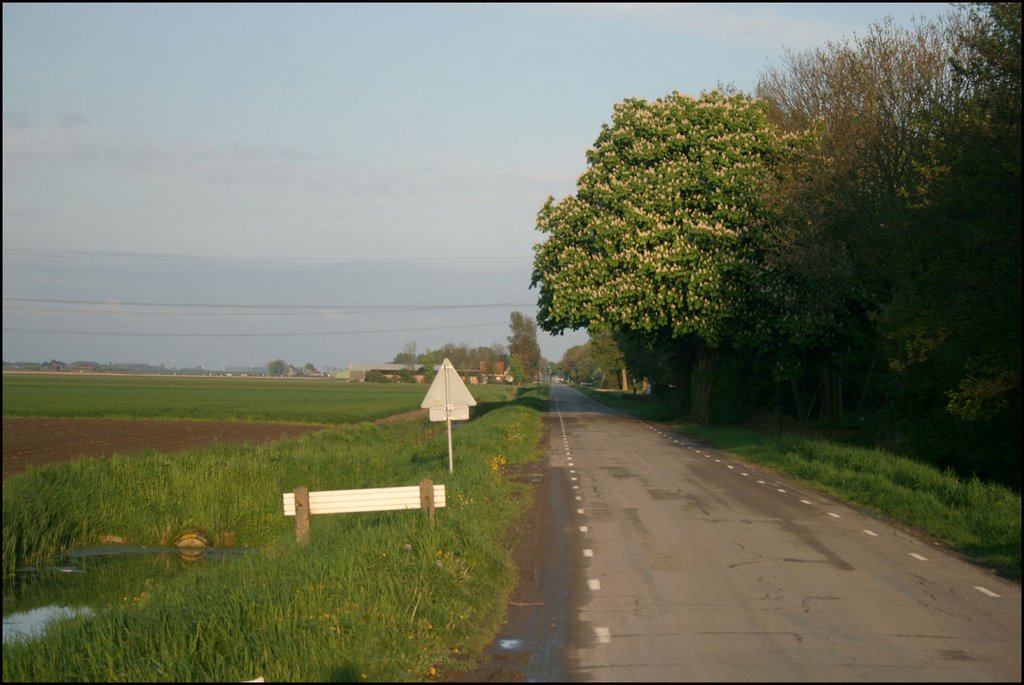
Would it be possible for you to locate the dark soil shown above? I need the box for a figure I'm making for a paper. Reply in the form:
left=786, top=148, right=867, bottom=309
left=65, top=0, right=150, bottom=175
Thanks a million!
left=2, top=417, right=327, bottom=480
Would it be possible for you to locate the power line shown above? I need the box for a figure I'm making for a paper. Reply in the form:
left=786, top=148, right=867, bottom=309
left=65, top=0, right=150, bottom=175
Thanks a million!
left=2, top=248, right=533, bottom=265
left=3, top=297, right=537, bottom=313
left=2, top=304, right=525, bottom=317
left=1, top=321, right=511, bottom=338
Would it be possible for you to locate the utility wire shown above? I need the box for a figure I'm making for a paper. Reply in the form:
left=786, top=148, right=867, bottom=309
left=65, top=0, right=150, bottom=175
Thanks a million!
left=2, top=248, right=533, bottom=265
left=3, top=297, right=537, bottom=312
left=1, top=321, right=511, bottom=338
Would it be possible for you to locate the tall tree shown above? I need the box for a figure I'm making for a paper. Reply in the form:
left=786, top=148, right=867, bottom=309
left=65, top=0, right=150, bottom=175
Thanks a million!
left=532, top=90, right=799, bottom=421
left=589, top=329, right=627, bottom=390
left=419, top=349, right=437, bottom=381
left=559, top=342, right=597, bottom=384
left=757, top=14, right=971, bottom=423
left=392, top=341, right=418, bottom=365
left=757, top=5, right=1021, bottom=483
left=507, top=311, right=541, bottom=384
left=879, top=3, right=1020, bottom=482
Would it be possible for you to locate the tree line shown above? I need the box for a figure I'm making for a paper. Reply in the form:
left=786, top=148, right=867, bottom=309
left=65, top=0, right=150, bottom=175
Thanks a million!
left=534, top=4, right=1019, bottom=488
left=388, top=311, right=545, bottom=384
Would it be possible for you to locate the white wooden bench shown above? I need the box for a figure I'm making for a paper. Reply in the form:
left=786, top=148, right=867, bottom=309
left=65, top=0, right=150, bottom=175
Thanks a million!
left=282, top=479, right=445, bottom=543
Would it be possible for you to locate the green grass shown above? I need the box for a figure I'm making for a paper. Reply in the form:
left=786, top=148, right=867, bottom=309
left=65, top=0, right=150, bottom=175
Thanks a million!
left=581, top=389, right=1022, bottom=581
left=2, top=386, right=546, bottom=682
left=2, top=373, right=516, bottom=424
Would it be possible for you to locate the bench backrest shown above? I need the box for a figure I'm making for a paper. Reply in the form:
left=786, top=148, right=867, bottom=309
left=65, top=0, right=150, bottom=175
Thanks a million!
left=283, top=484, right=447, bottom=517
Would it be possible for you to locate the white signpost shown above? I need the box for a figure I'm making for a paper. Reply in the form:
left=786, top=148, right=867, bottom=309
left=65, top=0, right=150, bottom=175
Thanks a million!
left=421, top=358, right=477, bottom=473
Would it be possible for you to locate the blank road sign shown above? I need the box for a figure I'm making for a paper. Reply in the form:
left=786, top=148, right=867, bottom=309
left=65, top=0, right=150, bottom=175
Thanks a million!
left=421, top=358, right=477, bottom=419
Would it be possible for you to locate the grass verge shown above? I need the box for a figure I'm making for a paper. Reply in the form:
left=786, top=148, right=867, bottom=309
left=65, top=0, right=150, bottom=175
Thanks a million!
left=2, top=387, right=546, bottom=682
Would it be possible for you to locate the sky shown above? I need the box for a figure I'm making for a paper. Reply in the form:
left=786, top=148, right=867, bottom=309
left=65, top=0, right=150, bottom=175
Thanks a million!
left=3, top=3, right=955, bottom=372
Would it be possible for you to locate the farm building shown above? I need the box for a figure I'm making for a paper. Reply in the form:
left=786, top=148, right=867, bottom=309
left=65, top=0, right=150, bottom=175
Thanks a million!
left=347, top=363, right=421, bottom=383
left=347, top=361, right=512, bottom=384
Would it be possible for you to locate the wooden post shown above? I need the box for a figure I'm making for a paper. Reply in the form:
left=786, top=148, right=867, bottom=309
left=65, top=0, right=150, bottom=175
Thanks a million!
left=419, top=479, right=436, bottom=528
left=294, top=486, right=311, bottom=545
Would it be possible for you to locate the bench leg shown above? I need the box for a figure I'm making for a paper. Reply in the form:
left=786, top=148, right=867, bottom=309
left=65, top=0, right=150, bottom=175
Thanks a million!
left=294, top=486, right=311, bottom=545
left=419, top=479, right=436, bottom=528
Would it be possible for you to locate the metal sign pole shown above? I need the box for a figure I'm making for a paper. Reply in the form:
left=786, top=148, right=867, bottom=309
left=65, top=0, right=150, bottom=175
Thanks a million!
left=447, top=415, right=454, bottom=473
left=445, top=364, right=454, bottom=473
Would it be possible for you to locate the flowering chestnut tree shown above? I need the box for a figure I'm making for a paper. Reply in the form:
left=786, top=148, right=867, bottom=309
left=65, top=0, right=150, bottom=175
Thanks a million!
left=531, top=90, right=797, bottom=419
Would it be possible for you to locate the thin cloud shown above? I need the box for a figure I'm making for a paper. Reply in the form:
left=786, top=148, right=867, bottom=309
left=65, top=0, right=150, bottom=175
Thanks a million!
left=3, top=111, right=33, bottom=129
left=2, top=120, right=552, bottom=197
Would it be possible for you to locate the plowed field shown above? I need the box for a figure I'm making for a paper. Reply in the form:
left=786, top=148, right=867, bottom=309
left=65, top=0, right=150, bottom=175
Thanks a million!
left=2, top=418, right=326, bottom=480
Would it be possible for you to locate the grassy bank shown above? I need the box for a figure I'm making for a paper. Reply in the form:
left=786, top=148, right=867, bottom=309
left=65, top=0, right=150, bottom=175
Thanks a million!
left=2, top=387, right=546, bottom=681
left=585, top=389, right=1021, bottom=581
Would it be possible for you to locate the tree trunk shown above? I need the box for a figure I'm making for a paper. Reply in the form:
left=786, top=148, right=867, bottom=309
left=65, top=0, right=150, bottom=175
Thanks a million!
left=673, top=338, right=693, bottom=416
left=693, top=343, right=719, bottom=424
left=821, top=367, right=843, bottom=423
left=791, top=377, right=807, bottom=423
left=855, top=358, right=876, bottom=415
left=621, top=368, right=629, bottom=392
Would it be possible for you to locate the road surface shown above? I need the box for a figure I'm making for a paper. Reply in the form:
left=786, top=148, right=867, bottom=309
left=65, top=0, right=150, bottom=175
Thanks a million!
left=545, top=384, right=1020, bottom=682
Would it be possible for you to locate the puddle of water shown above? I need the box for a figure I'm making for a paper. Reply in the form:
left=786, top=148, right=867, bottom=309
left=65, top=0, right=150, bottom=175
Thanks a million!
left=3, top=545, right=255, bottom=645
left=498, top=638, right=524, bottom=651
left=3, top=605, right=94, bottom=643
left=66, top=545, right=252, bottom=560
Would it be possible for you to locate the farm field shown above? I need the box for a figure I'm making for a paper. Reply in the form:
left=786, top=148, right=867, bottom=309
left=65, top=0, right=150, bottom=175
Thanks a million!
left=2, top=372, right=516, bottom=481
left=2, top=418, right=328, bottom=480
left=2, top=372, right=435, bottom=423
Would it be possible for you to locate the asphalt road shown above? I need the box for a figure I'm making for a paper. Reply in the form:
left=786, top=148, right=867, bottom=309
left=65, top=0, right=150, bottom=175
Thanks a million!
left=548, top=384, right=1021, bottom=682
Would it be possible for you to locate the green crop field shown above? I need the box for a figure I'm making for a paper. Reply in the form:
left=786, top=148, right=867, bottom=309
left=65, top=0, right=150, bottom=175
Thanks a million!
left=2, top=373, right=516, bottom=424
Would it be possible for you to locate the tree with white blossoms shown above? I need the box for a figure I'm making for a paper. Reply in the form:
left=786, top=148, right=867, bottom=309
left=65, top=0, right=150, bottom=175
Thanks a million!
left=531, top=90, right=801, bottom=421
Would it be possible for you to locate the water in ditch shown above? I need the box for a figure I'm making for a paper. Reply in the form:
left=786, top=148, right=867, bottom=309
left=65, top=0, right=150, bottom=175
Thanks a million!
left=3, top=545, right=253, bottom=644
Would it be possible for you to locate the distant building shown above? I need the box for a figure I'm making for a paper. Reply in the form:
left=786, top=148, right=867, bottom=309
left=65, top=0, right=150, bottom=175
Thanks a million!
left=347, top=363, right=420, bottom=383
left=225, top=365, right=268, bottom=375
left=347, top=361, right=512, bottom=384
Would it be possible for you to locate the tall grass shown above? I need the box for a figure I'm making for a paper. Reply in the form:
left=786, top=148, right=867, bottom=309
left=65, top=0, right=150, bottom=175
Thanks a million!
left=2, top=389, right=546, bottom=681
